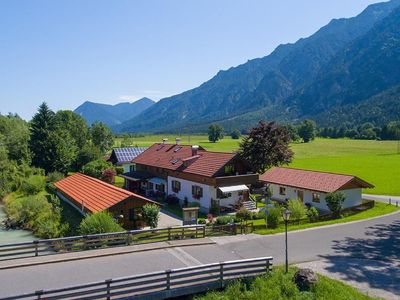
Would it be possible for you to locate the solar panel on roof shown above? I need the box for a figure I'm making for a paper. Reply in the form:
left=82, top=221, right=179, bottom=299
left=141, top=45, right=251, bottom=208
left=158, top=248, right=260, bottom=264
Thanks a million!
left=113, top=147, right=147, bottom=163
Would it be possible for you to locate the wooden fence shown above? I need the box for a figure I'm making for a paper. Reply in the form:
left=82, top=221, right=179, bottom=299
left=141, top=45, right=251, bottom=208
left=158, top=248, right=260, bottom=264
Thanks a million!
left=0, top=256, right=273, bottom=300
left=0, top=224, right=254, bottom=261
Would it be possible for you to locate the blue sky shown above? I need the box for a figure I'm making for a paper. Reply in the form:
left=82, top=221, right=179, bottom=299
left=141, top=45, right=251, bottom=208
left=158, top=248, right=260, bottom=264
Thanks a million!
left=0, top=0, right=382, bottom=119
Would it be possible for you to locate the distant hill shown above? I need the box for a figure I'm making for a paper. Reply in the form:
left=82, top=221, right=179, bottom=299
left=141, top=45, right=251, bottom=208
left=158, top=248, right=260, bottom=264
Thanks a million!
left=114, top=0, right=400, bottom=133
left=74, top=97, right=154, bottom=126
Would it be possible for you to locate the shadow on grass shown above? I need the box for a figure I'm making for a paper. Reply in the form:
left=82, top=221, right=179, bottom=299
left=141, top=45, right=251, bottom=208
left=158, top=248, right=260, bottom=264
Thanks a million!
left=321, top=219, right=400, bottom=296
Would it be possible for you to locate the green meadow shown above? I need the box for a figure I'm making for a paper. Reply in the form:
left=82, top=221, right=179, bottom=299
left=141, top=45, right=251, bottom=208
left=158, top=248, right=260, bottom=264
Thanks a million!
left=116, top=136, right=400, bottom=196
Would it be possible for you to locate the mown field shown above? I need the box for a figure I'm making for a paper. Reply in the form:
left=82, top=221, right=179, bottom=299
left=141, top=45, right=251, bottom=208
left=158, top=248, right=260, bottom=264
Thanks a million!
left=115, top=136, right=400, bottom=196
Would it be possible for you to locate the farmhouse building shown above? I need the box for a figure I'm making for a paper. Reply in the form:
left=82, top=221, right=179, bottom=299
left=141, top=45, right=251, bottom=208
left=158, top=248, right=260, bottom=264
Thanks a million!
left=54, top=173, right=159, bottom=229
left=121, top=139, right=258, bottom=213
left=108, top=147, right=147, bottom=173
left=259, top=167, right=374, bottom=211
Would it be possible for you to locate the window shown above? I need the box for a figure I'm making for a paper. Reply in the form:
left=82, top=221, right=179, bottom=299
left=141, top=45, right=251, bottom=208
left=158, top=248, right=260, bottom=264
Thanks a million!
left=129, top=165, right=135, bottom=172
left=129, top=208, right=142, bottom=221
left=155, top=184, right=165, bottom=193
left=279, top=186, right=286, bottom=195
left=217, top=189, right=231, bottom=199
left=148, top=182, right=154, bottom=190
left=312, top=193, right=320, bottom=203
left=171, top=180, right=181, bottom=192
left=192, top=185, right=203, bottom=199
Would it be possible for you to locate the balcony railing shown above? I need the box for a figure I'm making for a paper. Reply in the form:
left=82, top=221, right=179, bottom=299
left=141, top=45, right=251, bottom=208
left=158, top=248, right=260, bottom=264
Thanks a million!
left=215, top=173, right=259, bottom=187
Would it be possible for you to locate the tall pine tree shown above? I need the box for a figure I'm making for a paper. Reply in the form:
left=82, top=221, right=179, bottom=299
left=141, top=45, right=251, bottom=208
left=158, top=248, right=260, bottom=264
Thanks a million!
left=29, top=102, right=56, bottom=173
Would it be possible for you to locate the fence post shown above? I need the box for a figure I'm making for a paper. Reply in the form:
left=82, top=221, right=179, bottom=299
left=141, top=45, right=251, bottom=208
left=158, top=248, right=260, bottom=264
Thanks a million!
left=35, top=290, right=43, bottom=300
left=105, top=279, right=112, bottom=300
left=168, top=227, right=171, bottom=241
left=202, top=225, right=206, bottom=238
left=266, top=259, right=270, bottom=273
left=33, top=240, right=39, bottom=257
left=126, top=231, right=131, bottom=246
left=219, top=262, right=224, bottom=288
left=82, top=235, right=88, bottom=250
left=166, top=269, right=171, bottom=290
left=389, top=198, right=392, bottom=205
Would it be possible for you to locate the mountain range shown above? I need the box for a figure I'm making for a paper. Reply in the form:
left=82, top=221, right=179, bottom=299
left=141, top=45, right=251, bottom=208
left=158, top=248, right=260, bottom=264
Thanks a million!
left=76, top=0, right=400, bottom=133
left=74, top=97, right=154, bottom=126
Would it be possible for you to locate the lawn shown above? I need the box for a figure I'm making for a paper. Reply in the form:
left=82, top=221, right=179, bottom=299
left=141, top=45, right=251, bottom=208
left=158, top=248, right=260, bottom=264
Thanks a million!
left=116, top=136, right=400, bottom=195
left=195, top=266, right=376, bottom=300
left=290, top=139, right=400, bottom=196
left=253, top=202, right=399, bottom=235
left=114, top=134, right=241, bottom=152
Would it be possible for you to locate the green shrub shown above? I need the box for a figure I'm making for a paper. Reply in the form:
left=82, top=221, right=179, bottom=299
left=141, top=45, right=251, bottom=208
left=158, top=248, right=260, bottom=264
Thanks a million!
left=79, top=211, right=123, bottom=235
left=256, top=210, right=266, bottom=220
left=82, top=159, right=114, bottom=179
left=4, top=194, right=67, bottom=238
left=46, top=172, right=65, bottom=194
left=326, top=191, right=346, bottom=218
left=20, top=175, right=46, bottom=195
left=307, top=206, right=319, bottom=222
left=198, top=218, right=206, bottom=224
left=266, top=207, right=281, bottom=229
left=46, top=172, right=65, bottom=183
left=188, top=201, right=200, bottom=208
left=142, top=204, right=160, bottom=228
left=115, top=166, right=124, bottom=175
left=287, top=199, right=307, bottom=223
left=215, top=216, right=234, bottom=225
left=236, top=208, right=252, bottom=223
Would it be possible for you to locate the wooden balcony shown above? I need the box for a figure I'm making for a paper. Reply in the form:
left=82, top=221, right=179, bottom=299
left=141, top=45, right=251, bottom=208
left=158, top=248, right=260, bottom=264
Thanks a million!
left=215, top=173, right=259, bottom=187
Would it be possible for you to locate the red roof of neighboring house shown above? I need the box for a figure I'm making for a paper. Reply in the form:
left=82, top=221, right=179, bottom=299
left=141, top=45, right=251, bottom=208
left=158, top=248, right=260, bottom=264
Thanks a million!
left=54, top=173, right=156, bottom=213
left=132, top=143, right=236, bottom=177
left=259, top=167, right=373, bottom=193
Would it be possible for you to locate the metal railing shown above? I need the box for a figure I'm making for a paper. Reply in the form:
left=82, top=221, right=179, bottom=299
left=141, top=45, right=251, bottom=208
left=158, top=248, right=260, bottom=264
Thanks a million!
left=0, top=225, right=206, bottom=261
left=0, top=223, right=254, bottom=261
left=0, top=257, right=273, bottom=300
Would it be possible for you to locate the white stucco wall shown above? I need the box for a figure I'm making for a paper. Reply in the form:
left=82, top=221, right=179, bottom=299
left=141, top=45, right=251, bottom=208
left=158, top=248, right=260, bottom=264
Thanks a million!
left=122, top=163, right=135, bottom=173
left=167, top=176, right=213, bottom=213
left=270, top=184, right=362, bottom=211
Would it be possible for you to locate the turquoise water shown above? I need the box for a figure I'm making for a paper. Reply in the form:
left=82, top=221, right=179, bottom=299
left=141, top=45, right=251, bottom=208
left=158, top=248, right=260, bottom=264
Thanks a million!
left=0, top=204, right=35, bottom=244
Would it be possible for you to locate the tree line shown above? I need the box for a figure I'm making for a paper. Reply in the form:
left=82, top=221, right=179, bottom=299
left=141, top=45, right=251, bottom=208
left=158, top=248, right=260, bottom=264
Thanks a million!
left=1, top=102, right=118, bottom=196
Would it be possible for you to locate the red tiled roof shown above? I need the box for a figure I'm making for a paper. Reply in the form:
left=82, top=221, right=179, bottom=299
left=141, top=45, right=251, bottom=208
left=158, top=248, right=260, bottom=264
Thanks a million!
left=259, top=167, right=373, bottom=193
left=54, top=173, right=156, bottom=213
left=132, top=143, right=236, bottom=177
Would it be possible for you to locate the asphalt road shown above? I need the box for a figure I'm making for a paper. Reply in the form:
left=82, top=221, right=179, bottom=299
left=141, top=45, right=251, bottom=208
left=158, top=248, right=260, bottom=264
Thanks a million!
left=363, top=193, right=400, bottom=205
left=0, top=211, right=399, bottom=298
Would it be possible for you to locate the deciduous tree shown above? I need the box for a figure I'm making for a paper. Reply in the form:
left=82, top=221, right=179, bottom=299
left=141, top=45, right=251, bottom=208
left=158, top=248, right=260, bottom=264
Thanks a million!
left=298, top=119, right=316, bottom=143
left=208, top=124, right=224, bottom=143
left=91, top=122, right=114, bottom=153
left=238, top=121, right=293, bottom=174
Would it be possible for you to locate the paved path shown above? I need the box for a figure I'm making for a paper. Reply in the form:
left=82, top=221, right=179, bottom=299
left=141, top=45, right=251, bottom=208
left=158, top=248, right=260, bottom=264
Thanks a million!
left=158, top=209, right=182, bottom=227
left=363, top=194, right=400, bottom=205
left=0, top=211, right=399, bottom=298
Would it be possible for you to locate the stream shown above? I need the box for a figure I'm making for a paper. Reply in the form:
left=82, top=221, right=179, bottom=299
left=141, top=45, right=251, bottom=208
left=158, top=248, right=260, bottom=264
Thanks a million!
left=0, top=203, right=35, bottom=244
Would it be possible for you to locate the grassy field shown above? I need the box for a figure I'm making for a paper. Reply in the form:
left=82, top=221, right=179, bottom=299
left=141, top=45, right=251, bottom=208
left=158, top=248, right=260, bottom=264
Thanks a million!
left=114, top=134, right=241, bottom=152
left=117, top=135, right=400, bottom=195
left=253, top=202, right=399, bottom=235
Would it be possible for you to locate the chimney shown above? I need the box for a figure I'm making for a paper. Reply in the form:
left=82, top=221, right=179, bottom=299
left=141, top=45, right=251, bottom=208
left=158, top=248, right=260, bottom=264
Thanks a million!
left=192, top=145, right=199, bottom=156
left=175, top=138, right=181, bottom=145
left=162, top=138, right=168, bottom=144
